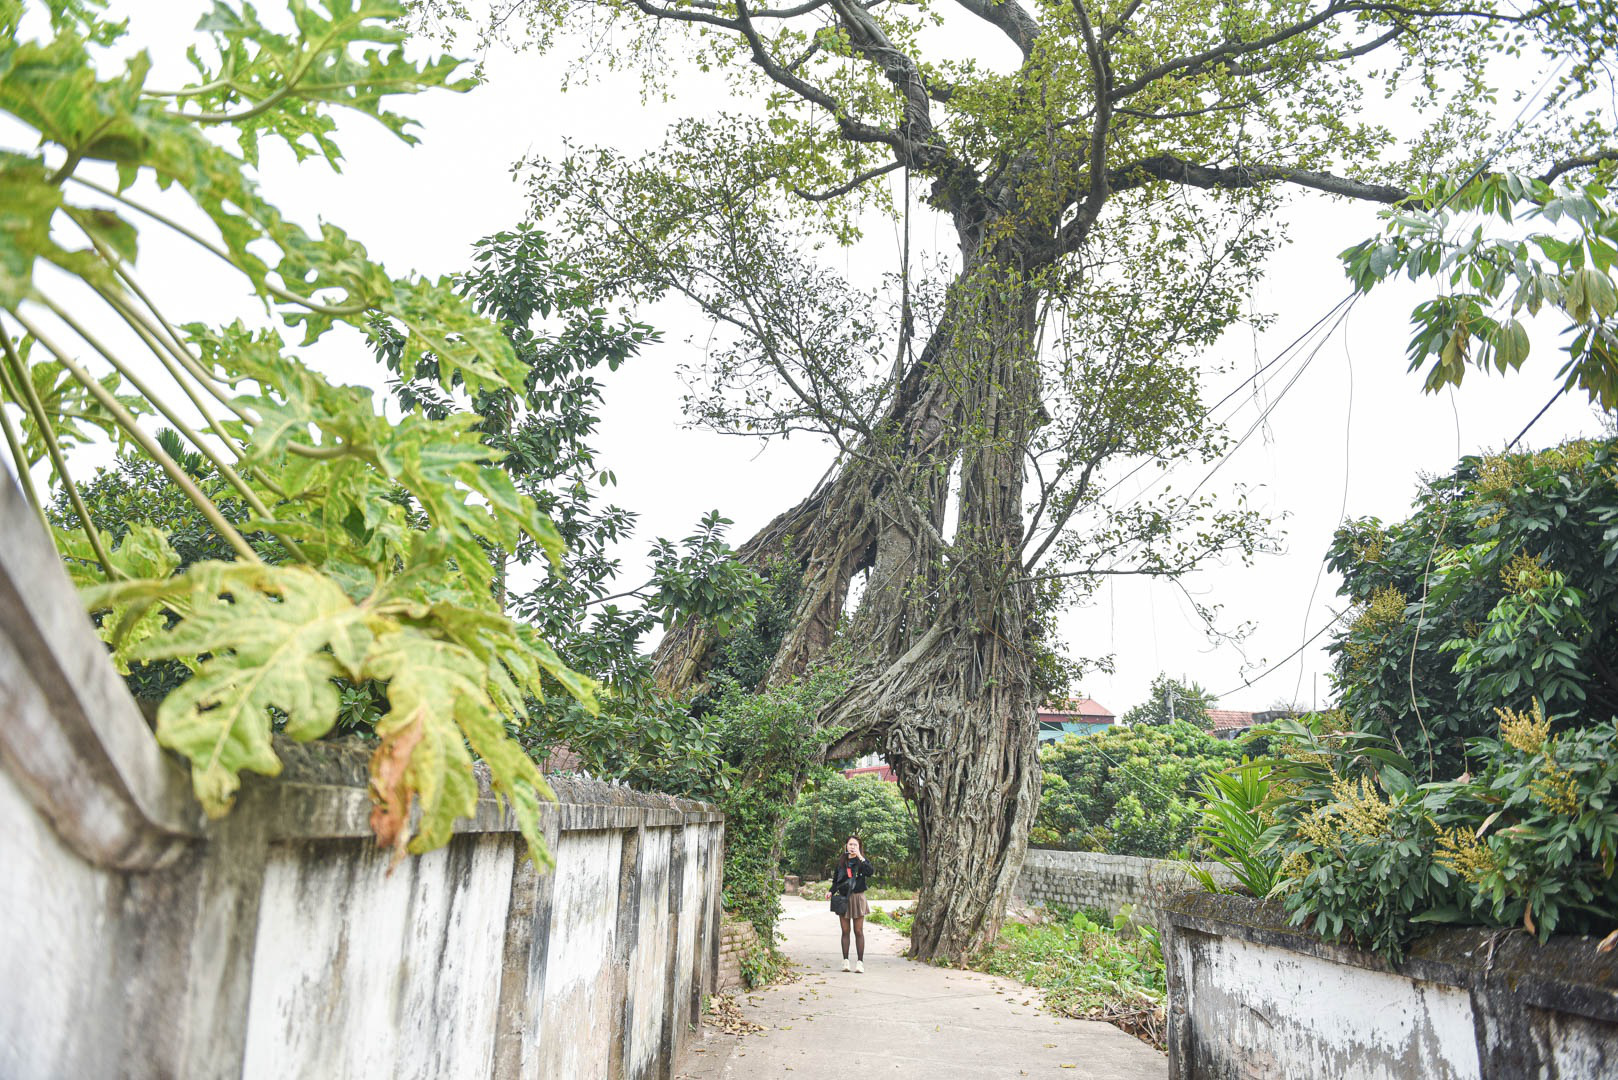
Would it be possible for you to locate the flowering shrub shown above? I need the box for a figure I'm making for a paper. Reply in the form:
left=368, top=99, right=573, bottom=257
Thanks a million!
left=1261, top=708, right=1618, bottom=962
left=1327, top=438, right=1618, bottom=780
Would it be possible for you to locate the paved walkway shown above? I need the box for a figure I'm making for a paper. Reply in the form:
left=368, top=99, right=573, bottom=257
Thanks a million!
left=677, top=896, right=1168, bottom=1080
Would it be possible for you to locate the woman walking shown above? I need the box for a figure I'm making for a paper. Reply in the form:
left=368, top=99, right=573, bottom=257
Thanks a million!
left=829, top=836, right=874, bottom=972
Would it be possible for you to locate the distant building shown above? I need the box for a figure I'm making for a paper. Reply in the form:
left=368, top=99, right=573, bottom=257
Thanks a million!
left=1207, top=708, right=1297, bottom=740
left=1036, top=698, right=1115, bottom=743
left=1206, top=709, right=1257, bottom=739
left=842, top=763, right=898, bottom=782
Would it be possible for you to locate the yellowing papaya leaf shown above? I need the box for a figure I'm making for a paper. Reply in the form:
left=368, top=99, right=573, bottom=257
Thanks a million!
left=368, top=712, right=425, bottom=865
left=456, top=695, right=554, bottom=868
left=364, top=627, right=482, bottom=853
left=528, top=630, right=600, bottom=714
left=71, top=523, right=181, bottom=671
left=131, top=563, right=373, bottom=814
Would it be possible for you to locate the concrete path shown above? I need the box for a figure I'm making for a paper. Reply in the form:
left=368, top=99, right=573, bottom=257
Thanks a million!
left=676, top=896, right=1167, bottom=1080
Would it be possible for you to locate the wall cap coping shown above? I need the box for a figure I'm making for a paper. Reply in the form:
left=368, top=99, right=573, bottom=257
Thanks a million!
left=250, top=735, right=722, bottom=842
left=0, top=478, right=201, bottom=870
left=1166, top=890, right=1618, bottom=1024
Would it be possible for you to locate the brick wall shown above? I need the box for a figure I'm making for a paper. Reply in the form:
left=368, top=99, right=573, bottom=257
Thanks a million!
left=1015, top=848, right=1235, bottom=930
left=716, top=918, right=761, bottom=992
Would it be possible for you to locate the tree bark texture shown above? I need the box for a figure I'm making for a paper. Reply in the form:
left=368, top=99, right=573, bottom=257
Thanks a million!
left=657, top=234, right=1049, bottom=960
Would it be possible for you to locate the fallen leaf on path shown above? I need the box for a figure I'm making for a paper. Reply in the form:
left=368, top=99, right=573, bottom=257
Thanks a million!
left=708, top=995, right=765, bottom=1037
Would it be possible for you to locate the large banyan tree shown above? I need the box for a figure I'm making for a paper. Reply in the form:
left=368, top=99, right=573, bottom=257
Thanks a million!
left=444, top=0, right=1615, bottom=959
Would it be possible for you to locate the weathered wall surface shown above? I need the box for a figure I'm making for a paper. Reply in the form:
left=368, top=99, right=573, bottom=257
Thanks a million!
left=1016, top=848, right=1235, bottom=928
left=0, top=480, right=723, bottom=1080
left=1164, top=892, right=1618, bottom=1080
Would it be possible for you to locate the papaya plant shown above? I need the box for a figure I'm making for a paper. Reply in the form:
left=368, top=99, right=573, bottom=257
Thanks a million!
left=0, top=0, right=594, bottom=863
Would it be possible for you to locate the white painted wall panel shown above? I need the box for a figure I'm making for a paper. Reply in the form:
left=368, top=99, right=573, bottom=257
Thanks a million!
left=536, top=829, right=624, bottom=1080
left=628, top=826, right=673, bottom=1078
left=0, top=765, right=119, bottom=1079
left=241, top=833, right=515, bottom=1080
left=1180, top=932, right=1482, bottom=1080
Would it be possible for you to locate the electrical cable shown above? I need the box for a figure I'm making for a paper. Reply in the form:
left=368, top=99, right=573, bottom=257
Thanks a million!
left=1201, top=55, right=1576, bottom=709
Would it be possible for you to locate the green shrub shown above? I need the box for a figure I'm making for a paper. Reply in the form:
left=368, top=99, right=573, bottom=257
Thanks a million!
left=706, top=666, right=847, bottom=944
left=1263, top=709, right=1618, bottom=961
left=1326, top=438, right=1618, bottom=780
left=1033, top=722, right=1254, bottom=857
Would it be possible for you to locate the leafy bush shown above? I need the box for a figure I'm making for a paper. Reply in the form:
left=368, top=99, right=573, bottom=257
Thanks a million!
left=703, top=666, right=847, bottom=944
left=780, top=773, right=919, bottom=886
left=1326, top=438, right=1618, bottom=779
left=1033, top=723, right=1254, bottom=857
left=1263, top=708, right=1618, bottom=962
left=1, top=0, right=595, bottom=863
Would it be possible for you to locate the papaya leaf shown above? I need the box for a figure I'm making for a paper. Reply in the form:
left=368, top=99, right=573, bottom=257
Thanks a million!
left=128, top=563, right=374, bottom=814
left=365, top=627, right=482, bottom=853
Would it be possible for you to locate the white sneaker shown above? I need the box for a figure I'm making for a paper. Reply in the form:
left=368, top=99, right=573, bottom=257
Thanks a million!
left=841, top=959, right=851, bottom=972
left=855, top=961, right=864, bottom=974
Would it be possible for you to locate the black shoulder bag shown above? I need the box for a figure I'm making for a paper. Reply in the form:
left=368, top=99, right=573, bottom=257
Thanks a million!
left=830, top=864, right=850, bottom=915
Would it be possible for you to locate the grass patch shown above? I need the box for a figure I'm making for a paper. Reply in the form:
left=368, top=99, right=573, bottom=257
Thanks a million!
left=978, top=908, right=1166, bottom=1050
left=871, top=903, right=1167, bottom=1050
left=867, top=905, right=914, bottom=933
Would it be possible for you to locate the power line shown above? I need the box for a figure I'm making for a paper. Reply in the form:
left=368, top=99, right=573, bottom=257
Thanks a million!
left=1215, top=612, right=1346, bottom=700
left=1507, top=386, right=1566, bottom=450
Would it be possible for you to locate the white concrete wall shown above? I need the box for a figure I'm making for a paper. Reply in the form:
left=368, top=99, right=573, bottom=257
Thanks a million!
left=1165, top=893, right=1618, bottom=1080
left=0, top=480, right=725, bottom=1080
left=538, top=828, right=626, bottom=1080
left=1176, top=928, right=1480, bottom=1079
left=242, top=835, right=518, bottom=1080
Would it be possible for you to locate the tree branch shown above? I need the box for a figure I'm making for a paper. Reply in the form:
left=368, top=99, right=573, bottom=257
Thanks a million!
left=949, top=0, right=1040, bottom=59
left=1066, top=0, right=1112, bottom=246
left=793, top=160, right=904, bottom=201
left=1541, top=152, right=1618, bottom=185
left=1107, top=154, right=1412, bottom=203
left=1098, top=0, right=1144, bottom=43
left=1108, top=1, right=1535, bottom=101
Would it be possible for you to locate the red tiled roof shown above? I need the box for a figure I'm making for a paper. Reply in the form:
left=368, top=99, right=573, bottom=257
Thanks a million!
left=1206, top=709, right=1256, bottom=731
left=843, top=764, right=898, bottom=782
left=1039, top=697, right=1115, bottom=721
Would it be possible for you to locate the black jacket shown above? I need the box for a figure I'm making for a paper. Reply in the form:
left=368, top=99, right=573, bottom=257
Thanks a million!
left=832, top=857, right=875, bottom=895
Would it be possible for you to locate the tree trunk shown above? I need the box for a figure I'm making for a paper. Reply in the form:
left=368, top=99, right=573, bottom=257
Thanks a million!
left=656, top=230, right=1048, bottom=961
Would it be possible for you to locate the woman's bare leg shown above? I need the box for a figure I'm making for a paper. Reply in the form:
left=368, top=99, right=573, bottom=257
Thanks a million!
left=852, top=916, right=865, bottom=961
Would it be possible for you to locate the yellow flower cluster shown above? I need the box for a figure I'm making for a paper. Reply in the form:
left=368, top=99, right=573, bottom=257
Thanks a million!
left=1501, top=551, right=1551, bottom=595
left=1278, top=849, right=1312, bottom=883
left=1497, top=700, right=1552, bottom=755
left=1296, top=810, right=1340, bottom=852
left=1330, top=774, right=1393, bottom=838
left=1363, top=586, right=1409, bottom=629
left=1473, top=453, right=1528, bottom=502
left=1343, top=589, right=1408, bottom=670
left=1351, top=531, right=1387, bottom=565
left=1434, top=825, right=1498, bottom=885
left=1293, top=773, right=1397, bottom=853
left=1531, top=763, right=1581, bottom=816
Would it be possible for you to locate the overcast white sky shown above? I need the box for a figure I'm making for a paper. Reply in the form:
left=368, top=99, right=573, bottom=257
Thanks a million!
left=10, top=2, right=1608, bottom=717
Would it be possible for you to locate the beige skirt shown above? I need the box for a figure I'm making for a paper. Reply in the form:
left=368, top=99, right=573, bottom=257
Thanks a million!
left=846, top=892, right=870, bottom=919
